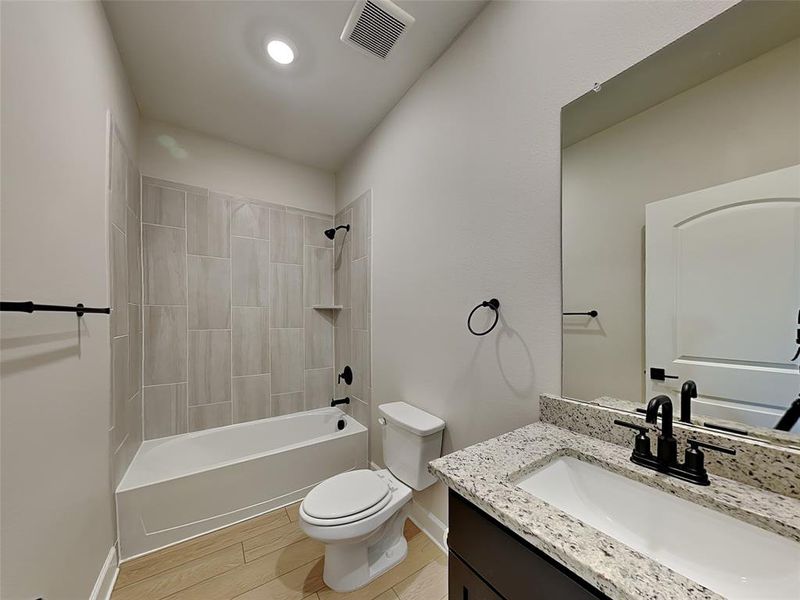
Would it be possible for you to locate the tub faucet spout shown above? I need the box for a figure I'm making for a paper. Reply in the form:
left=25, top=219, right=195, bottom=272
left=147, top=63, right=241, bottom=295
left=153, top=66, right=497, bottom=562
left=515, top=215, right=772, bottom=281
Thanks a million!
left=331, top=397, right=350, bottom=407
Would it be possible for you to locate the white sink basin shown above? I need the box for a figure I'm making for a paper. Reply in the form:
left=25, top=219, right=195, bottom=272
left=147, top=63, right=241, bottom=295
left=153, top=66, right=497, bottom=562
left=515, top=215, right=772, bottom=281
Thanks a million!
left=515, top=456, right=800, bottom=599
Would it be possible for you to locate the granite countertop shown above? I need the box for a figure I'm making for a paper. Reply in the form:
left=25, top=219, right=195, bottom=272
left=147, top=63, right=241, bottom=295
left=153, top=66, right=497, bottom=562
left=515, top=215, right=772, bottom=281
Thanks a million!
left=428, top=422, right=800, bottom=600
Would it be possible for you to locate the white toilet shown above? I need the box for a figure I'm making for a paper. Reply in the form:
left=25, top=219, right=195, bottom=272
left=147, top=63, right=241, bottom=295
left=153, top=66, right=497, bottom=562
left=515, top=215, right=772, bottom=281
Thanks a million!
left=298, top=401, right=445, bottom=592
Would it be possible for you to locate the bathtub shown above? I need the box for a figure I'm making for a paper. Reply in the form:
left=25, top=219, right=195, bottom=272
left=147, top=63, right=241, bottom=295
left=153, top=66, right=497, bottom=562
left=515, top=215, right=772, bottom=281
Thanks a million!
left=116, top=407, right=367, bottom=560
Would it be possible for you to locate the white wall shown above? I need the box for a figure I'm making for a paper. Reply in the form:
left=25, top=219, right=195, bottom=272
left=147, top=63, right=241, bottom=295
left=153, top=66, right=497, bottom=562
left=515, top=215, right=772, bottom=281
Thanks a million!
left=562, top=38, right=800, bottom=405
left=139, top=118, right=335, bottom=215
left=336, top=0, right=735, bottom=524
left=0, top=2, right=139, bottom=599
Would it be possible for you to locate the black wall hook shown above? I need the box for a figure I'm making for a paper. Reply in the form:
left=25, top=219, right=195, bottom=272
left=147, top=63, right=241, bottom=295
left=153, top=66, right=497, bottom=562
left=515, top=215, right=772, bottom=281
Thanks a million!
left=467, top=298, right=500, bottom=336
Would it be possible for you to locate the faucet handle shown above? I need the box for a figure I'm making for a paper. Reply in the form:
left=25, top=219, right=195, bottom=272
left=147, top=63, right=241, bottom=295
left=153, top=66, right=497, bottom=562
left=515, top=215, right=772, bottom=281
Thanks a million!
left=687, top=439, right=736, bottom=456
left=614, top=420, right=652, bottom=458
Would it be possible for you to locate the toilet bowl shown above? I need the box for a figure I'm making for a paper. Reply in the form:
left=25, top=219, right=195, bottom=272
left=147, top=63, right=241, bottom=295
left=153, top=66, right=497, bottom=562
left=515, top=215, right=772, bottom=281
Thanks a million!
left=298, top=402, right=445, bottom=592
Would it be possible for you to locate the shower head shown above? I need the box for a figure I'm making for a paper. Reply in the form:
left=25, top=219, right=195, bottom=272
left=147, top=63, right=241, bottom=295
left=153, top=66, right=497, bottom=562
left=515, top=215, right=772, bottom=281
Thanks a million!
left=325, top=224, right=350, bottom=240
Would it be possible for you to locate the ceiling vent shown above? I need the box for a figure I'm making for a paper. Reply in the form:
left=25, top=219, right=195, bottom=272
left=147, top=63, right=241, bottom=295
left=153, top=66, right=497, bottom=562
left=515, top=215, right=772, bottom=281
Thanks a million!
left=340, top=0, right=415, bottom=60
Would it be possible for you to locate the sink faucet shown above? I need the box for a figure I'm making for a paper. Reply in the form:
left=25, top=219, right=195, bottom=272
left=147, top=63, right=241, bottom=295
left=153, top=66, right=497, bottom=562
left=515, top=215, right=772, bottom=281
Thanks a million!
left=680, top=380, right=697, bottom=423
left=645, top=395, right=677, bottom=468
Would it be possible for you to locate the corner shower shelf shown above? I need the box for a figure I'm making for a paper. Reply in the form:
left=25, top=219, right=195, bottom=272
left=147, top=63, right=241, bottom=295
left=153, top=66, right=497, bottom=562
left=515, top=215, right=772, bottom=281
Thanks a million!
left=312, top=305, right=343, bottom=310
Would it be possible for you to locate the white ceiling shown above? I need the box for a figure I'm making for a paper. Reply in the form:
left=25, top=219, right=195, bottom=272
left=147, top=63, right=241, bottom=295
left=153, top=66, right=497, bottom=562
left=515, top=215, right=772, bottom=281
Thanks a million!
left=104, top=0, right=486, bottom=171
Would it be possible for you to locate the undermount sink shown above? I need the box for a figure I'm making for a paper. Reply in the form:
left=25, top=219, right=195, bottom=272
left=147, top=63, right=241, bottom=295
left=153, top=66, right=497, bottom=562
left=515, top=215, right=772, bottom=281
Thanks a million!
left=515, top=456, right=800, bottom=599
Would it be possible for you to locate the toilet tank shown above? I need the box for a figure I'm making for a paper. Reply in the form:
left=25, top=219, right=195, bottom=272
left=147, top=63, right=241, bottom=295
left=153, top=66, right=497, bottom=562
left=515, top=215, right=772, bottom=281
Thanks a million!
left=378, top=402, right=445, bottom=490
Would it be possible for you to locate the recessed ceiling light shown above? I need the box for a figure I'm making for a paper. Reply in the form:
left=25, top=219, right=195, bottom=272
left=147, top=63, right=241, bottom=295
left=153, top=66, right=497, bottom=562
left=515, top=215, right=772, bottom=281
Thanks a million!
left=266, top=40, right=294, bottom=65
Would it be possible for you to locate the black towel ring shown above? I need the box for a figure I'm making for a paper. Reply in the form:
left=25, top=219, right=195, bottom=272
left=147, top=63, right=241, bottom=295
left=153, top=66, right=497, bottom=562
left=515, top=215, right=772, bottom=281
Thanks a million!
left=467, top=298, right=500, bottom=336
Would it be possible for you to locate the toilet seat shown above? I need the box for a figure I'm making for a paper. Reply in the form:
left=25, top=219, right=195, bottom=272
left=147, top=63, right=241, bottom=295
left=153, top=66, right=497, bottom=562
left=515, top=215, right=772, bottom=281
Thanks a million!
left=301, top=470, right=391, bottom=526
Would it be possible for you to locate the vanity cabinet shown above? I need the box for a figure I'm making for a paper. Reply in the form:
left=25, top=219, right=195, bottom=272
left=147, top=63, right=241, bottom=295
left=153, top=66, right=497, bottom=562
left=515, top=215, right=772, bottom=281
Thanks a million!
left=447, top=491, right=609, bottom=600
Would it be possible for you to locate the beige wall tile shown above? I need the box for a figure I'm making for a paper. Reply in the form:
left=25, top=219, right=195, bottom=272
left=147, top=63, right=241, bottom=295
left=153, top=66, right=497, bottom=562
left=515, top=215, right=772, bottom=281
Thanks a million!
left=110, top=128, right=127, bottom=231
left=232, top=237, right=269, bottom=306
left=232, top=201, right=270, bottom=239
left=352, top=329, right=370, bottom=400
left=305, top=309, right=333, bottom=369
left=125, top=391, right=143, bottom=448
left=126, top=210, right=142, bottom=304
left=270, top=264, right=303, bottom=328
left=143, top=224, right=187, bottom=305
left=188, top=191, right=230, bottom=258
left=271, top=392, right=304, bottom=416
left=143, top=384, right=187, bottom=439
left=333, top=229, right=351, bottom=307
left=188, top=256, right=231, bottom=329
left=233, top=307, right=270, bottom=376
left=129, top=328, right=142, bottom=400
left=128, top=303, right=141, bottom=333
left=233, top=374, right=270, bottom=423
left=334, top=309, right=351, bottom=398
left=270, top=210, right=303, bottom=264
left=189, top=330, right=231, bottom=406
left=305, top=368, right=333, bottom=410
left=304, top=247, right=333, bottom=307
left=111, top=224, right=129, bottom=337
left=270, top=329, right=303, bottom=394
left=304, top=215, right=333, bottom=248
left=144, top=306, right=187, bottom=385
left=189, top=402, right=232, bottom=432
left=351, top=191, right=370, bottom=260
left=111, top=335, right=129, bottom=450
left=142, top=184, right=185, bottom=227
left=351, top=256, right=369, bottom=330
left=350, top=396, right=370, bottom=428
left=127, top=160, right=141, bottom=219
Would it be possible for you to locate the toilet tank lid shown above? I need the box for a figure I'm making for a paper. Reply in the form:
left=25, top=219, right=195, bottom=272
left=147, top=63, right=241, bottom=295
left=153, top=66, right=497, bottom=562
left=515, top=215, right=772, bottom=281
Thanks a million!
left=378, top=402, right=445, bottom=436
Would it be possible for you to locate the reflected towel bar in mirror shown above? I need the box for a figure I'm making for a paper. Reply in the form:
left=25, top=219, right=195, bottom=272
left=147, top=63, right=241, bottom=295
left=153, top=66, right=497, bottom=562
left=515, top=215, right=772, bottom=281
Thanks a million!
left=563, top=310, right=598, bottom=318
left=1, top=301, right=111, bottom=317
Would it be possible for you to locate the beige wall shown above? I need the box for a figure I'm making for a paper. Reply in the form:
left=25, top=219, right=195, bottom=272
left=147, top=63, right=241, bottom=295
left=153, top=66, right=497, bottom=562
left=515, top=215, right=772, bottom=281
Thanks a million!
left=562, top=38, right=800, bottom=405
left=0, top=1, right=139, bottom=599
left=335, top=0, right=736, bottom=525
left=139, top=119, right=335, bottom=215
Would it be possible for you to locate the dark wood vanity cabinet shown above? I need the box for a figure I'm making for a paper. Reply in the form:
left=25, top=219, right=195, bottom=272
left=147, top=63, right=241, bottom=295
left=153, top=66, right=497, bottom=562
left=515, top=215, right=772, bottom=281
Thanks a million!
left=447, top=491, right=609, bottom=600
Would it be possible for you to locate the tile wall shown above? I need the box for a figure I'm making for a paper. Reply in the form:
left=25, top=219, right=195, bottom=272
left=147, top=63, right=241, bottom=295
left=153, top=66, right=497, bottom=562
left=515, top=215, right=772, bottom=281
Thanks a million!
left=334, top=190, right=372, bottom=432
left=140, top=176, right=337, bottom=439
left=108, top=122, right=143, bottom=486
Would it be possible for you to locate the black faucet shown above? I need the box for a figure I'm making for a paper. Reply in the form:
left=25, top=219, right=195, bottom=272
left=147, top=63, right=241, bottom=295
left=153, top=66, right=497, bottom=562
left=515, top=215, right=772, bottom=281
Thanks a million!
left=615, top=394, right=736, bottom=485
left=680, top=380, right=697, bottom=423
left=330, top=397, right=350, bottom=407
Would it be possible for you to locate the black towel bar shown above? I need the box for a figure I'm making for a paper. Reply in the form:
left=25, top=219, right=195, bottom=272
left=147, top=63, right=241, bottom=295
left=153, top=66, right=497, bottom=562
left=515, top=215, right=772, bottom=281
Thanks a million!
left=1, top=301, right=111, bottom=317
left=563, top=310, right=598, bottom=318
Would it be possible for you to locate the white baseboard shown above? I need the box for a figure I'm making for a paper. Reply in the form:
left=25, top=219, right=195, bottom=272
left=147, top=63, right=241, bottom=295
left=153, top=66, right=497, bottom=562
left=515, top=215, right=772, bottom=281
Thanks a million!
left=408, top=499, right=448, bottom=554
left=90, top=545, right=119, bottom=600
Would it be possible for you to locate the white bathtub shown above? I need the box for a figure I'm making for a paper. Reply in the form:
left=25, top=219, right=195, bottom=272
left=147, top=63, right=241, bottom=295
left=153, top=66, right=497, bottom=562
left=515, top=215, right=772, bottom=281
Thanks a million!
left=116, top=407, right=367, bottom=560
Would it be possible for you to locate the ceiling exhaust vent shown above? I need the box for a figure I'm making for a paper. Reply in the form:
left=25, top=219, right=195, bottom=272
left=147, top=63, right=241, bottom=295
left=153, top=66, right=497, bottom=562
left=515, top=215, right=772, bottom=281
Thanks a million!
left=341, top=0, right=415, bottom=60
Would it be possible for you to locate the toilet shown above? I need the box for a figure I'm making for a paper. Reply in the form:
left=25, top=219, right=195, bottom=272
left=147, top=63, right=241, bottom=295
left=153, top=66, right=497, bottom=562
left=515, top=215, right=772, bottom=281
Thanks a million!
left=298, top=401, right=446, bottom=592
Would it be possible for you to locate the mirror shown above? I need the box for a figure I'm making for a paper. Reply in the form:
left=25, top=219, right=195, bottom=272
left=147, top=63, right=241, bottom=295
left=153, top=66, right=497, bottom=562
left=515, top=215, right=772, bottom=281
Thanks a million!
left=561, top=0, right=800, bottom=447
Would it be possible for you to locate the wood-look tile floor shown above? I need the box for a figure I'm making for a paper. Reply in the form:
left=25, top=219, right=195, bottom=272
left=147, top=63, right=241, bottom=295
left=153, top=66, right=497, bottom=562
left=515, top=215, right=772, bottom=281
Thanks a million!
left=111, top=501, right=447, bottom=600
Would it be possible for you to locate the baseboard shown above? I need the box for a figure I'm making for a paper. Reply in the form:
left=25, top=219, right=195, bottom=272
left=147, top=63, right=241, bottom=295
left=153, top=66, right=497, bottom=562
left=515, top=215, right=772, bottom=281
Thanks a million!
left=408, top=499, right=448, bottom=554
left=90, top=545, right=119, bottom=600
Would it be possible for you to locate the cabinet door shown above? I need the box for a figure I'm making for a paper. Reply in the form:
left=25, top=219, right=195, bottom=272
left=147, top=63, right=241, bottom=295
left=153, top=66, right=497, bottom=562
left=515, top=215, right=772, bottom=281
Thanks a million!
left=450, top=552, right=505, bottom=600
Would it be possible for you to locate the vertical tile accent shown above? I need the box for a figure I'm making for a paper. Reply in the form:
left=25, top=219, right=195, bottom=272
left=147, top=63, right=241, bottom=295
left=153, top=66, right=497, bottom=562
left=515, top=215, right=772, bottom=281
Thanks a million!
left=142, top=184, right=186, bottom=227
left=143, top=384, right=187, bottom=440
left=270, top=329, right=304, bottom=394
left=111, top=224, right=129, bottom=337
left=270, top=210, right=303, bottom=264
left=351, top=191, right=370, bottom=260
left=232, top=307, right=270, bottom=376
left=304, top=215, right=334, bottom=248
left=111, top=336, right=129, bottom=450
left=334, top=309, right=351, bottom=397
left=270, top=264, right=303, bottom=327
left=305, top=368, right=334, bottom=410
left=334, top=211, right=351, bottom=308
left=305, top=309, right=334, bottom=369
left=189, top=403, right=232, bottom=432
left=143, top=306, right=187, bottom=385
left=187, top=191, right=230, bottom=257
left=126, top=209, right=142, bottom=305
left=304, top=247, right=333, bottom=307
left=232, top=237, right=270, bottom=306
left=128, top=306, right=142, bottom=400
left=127, top=159, right=141, bottom=219
left=231, top=201, right=270, bottom=239
left=143, top=224, right=187, bottom=305
left=188, top=256, right=231, bottom=329
left=109, top=128, right=127, bottom=231
left=271, top=392, right=304, bottom=416
left=188, top=330, right=231, bottom=406
left=233, top=374, right=270, bottom=423
left=352, top=329, right=371, bottom=400
left=351, top=256, right=369, bottom=330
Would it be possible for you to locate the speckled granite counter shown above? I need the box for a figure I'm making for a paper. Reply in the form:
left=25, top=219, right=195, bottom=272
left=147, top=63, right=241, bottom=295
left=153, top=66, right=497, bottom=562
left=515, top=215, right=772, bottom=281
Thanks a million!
left=429, top=422, right=800, bottom=600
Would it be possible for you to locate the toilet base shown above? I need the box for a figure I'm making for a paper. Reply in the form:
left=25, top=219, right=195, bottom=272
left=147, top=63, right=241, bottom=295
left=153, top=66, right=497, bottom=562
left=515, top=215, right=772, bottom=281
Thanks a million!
left=322, top=504, right=410, bottom=592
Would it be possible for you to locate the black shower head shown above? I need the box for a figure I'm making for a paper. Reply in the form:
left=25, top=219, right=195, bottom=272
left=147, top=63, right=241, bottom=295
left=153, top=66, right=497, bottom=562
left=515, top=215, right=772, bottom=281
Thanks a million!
left=325, top=224, right=350, bottom=240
